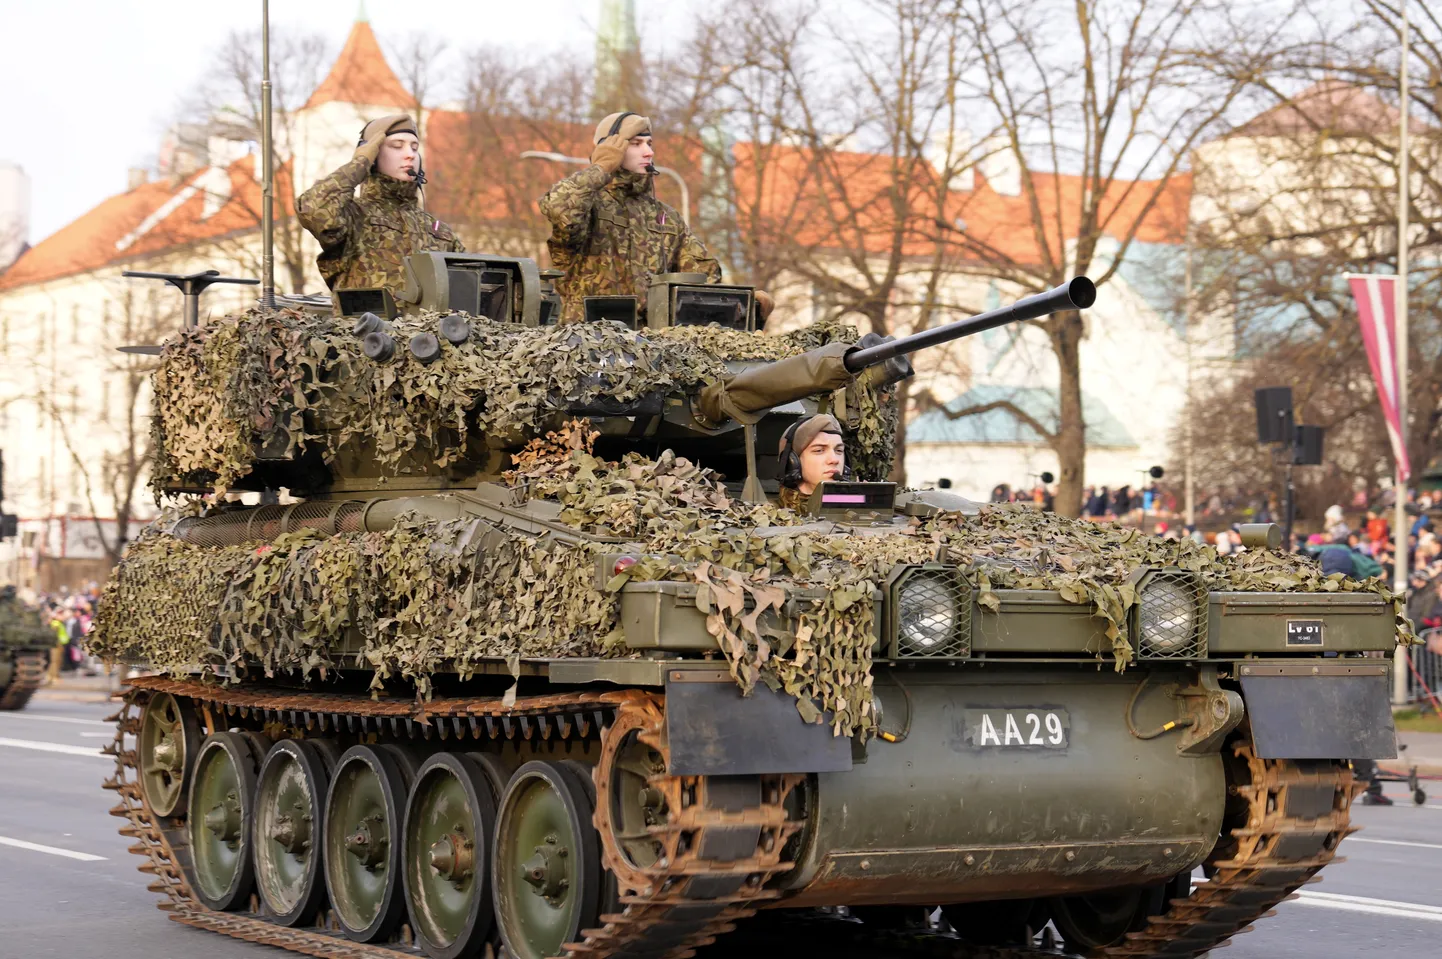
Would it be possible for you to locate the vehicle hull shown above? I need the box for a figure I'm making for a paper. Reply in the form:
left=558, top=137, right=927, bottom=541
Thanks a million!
left=781, top=667, right=1224, bottom=905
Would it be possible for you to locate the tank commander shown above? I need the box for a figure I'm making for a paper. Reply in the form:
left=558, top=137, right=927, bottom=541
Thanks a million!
left=777, top=413, right=850, bottom=511
left=540, top=111, right=772, bottom=324
left=296, top=114, right=464, bottom=307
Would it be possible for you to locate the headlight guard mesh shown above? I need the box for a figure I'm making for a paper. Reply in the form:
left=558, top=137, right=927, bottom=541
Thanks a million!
left=886, top=563, right=972, bottom=659
left=1130, top=567, right=1208, bottom=660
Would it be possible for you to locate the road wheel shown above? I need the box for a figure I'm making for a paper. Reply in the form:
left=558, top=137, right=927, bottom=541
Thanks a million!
left=324, top=744, right=411, bottom=941
left=404, top=753, right=498, bottom=959
left=492, top=761, right=602, bottom=959
left=138, top=692, right=200, bottom=817
left=1049, top=873, right=1190, bottom=954
left=187, top=731, right=263, bottom=910
left=253, top=739, right=331, bottom=925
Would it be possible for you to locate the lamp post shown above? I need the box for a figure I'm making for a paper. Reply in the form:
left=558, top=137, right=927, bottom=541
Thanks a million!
left=519, top=151, right=691, bottom=226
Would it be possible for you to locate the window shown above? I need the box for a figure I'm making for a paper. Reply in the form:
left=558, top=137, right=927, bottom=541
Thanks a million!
left=71, top=305, right=81, bottom=344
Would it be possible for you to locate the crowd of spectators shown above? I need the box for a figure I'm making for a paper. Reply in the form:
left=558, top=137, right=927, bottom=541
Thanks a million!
left=21, top=583, right=102, bottom=681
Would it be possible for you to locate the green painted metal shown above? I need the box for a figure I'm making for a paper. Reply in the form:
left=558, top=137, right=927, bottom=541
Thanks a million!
left=402, top=753, right=496, bottom=959
left=253, top=740, right=329, bottom=925
left=139, top=692, right=199, bottom=818
left=187, top=732, right=260, bottom=911
left=323, top=746, right=409, bottom=942
left=778, top=665, right=1225, bottom=906
left=1208, top=591, right=1394, bottom=653
left=493, top=762, right=601, bottom=959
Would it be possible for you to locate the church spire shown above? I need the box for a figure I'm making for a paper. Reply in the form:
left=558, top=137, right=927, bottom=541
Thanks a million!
left=594, top=0, right=643, bottom=117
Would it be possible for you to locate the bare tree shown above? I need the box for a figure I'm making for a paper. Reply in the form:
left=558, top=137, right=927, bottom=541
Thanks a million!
left=1187, top=0, right=1442, bottom=494
left=33, top=288, right=178, bottom=566
left=172, top=28, right=334, bottom=293
left=678, top=0, right=1269, bottom=510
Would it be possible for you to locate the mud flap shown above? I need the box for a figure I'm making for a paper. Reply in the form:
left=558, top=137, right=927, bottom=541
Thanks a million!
left=1239, top=664, right=1396, bottom=759
left=665, top=671, right=853, bottom=775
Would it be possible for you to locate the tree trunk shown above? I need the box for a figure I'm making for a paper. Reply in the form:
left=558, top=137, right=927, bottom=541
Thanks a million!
left=888, top=377, right=910, bottom=486
left=1051, top=310, right=1086, bottom=517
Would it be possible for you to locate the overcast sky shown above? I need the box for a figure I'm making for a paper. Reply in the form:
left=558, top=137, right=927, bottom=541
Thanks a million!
left=2, top=0, right=701, bottom=243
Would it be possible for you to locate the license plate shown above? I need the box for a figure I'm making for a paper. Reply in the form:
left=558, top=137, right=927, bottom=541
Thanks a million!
left=963, top=708, right=1069, bottom=749
left=1286, top=619, right=1325, bottom=647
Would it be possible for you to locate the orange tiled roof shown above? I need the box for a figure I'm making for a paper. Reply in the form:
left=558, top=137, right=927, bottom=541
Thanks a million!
left=0, top=156, right=294, bottom=291
left=304, top=20, right=415, bottom=111
left=730, top=143, right=1189, bottom=268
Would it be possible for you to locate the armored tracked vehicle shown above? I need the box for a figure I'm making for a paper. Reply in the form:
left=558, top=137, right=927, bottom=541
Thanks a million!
left=93, top=253, right=1405, bottom=959
left=0, top=587, right=52, bottom=711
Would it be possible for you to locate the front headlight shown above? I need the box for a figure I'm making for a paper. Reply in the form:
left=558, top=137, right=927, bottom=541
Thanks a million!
left=1136, top=570, right=1206, bottom=658
left=891, top=566, right=971, bottom=657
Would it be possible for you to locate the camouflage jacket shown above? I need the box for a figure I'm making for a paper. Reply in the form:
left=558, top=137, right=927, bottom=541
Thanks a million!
left=296, top=156, right=463, bottom=302
left=539, top=165, right=721, bottom=323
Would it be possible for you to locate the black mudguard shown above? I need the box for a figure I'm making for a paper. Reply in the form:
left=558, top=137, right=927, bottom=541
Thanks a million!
left=1240, top=667, right=1397, bottom=760
left=665, top=671, right=853, bottom=776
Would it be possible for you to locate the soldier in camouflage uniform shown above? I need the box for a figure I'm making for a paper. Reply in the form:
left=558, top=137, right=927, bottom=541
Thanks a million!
left=297, top=114, right=464, bottom=306
left=540, top=112, right=737, bottom=324
left=776, top=413, right=849, bottom=511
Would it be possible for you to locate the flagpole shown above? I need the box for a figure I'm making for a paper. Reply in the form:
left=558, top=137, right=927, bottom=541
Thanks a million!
left=1393, top=7, right=1410, bottom=706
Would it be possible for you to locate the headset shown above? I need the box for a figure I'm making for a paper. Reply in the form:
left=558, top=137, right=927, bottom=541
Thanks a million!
left=779, top=419, right=852, bottom=489
left=358, top=121, right=427, bottom=186
left=599, top=112, right=657, bottom=175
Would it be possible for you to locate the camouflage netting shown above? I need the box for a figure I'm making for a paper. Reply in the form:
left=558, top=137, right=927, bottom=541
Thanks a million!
left=150, top=310, right=894, bottom=493
left=92, top=423, right=1413, bottom=739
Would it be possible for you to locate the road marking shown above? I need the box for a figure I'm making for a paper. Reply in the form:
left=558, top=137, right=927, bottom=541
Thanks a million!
left=0, top=713, right=111, bottom=727
left=1295, top=890, right=1442, bottom=923
left=78, top=731, right=113, bottom=738
left=1347, top=836, right=1442, bottom=851
left=0, top=836, right=106, bottom=862
left=0, top=736, right=106, bottom=759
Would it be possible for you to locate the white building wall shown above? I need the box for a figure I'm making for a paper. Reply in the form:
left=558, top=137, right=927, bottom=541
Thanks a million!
left=0, top=161, right=30, bottom=269
left=0, top=234, right=266, bottom=586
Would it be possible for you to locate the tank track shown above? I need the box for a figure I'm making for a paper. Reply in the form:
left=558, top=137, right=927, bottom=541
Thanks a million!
left=105, top=677, right=1357, bottom=959
left=1099, top=741, right=1358, bottom=959
left=105, top=677, right=804, bottom=959
left=0, top=651, right=48, bottom=710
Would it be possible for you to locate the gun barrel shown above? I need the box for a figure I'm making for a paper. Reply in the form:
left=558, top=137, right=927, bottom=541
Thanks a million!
left=842, top=277, right=1096, bottom=373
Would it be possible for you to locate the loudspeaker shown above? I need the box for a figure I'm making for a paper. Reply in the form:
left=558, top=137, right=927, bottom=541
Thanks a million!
left=1254, top=387, right=1294, bottom=444
left=1294, top=425, right=1325, bottom=465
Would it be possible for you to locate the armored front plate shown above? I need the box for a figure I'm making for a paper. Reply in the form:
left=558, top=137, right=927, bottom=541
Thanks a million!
left=1239, top=664, right=1396, bottom=759
left=665, top=671, right=853, bottom=775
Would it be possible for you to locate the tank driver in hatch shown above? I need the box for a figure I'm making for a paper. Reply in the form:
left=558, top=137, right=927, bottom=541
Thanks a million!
left=297, top=114, right=465, bottom=307
left=777, top=413, right=851, bottom=511
left=540, top=111, right=774, bottom=325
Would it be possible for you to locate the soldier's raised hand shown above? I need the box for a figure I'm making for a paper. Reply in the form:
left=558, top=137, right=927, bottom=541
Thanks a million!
left=589, top=114, right=652, bottom=174
left=355, top=114, right=416, bottom=165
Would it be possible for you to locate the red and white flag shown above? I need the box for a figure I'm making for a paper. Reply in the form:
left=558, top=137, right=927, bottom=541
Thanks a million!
left=1346, top=273, right=1410, bottom=481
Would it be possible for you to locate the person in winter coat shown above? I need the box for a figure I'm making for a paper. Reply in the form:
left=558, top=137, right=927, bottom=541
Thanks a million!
left=297, top=114, right=464, bottom=307
left=539, top=111, right=734, bottom=324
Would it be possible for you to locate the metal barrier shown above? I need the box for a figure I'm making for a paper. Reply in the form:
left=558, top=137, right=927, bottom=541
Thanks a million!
left=1409, top=629, right=1442, bottom=712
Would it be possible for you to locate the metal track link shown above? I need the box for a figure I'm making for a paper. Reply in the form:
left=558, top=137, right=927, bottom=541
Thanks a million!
left=1100, top=740, right=1356, bottom=959
left=108, top=679, right=808, bottom=959
left=0, top=651, right=48, bottom=710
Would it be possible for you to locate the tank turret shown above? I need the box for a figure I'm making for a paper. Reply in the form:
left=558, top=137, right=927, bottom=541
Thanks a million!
left=143, top=254, right=1093, bottom=501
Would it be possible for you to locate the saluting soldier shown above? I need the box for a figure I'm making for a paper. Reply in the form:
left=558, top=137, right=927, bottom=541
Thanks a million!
left=776, top=414, right=850, bottom=511
left=297, top=114, right=464, bottom=306
left=541, top=111, right=752, bottom=324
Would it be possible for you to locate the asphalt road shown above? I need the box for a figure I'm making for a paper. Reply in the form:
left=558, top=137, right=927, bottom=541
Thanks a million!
left=0, top=697, right=1438, bottom=959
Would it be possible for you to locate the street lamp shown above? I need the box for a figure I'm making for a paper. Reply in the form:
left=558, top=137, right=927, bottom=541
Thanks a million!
left=519, top=150, right=691, bottom=226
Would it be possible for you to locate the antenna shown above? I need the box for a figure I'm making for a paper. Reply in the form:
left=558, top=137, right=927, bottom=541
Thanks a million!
left=260, top=0, right=276, bottom=309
